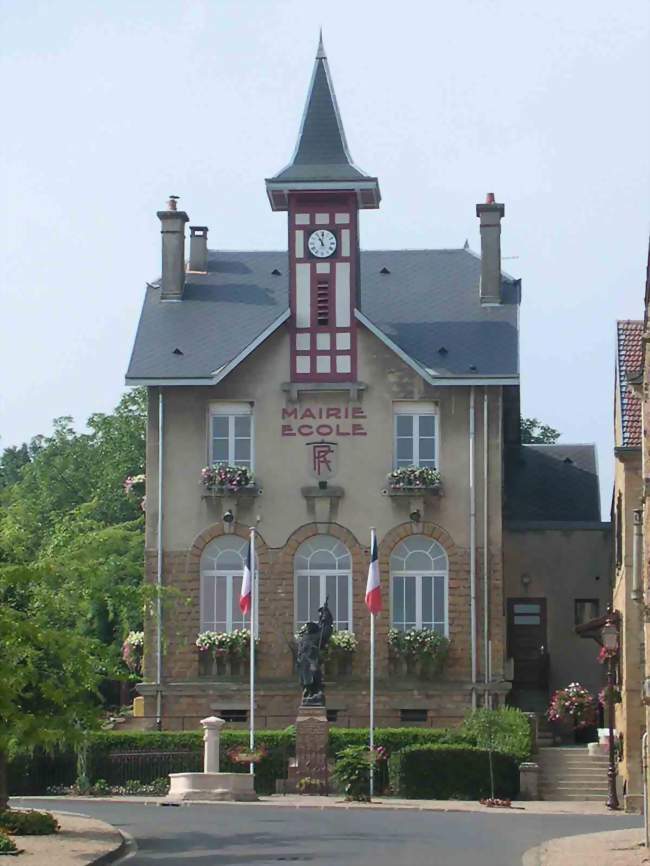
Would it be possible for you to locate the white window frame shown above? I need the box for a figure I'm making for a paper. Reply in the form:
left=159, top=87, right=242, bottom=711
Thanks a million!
left=392, top=401, right=439, bottom=470
left=294, top=536, right=353, bottom=632
left=389, top=536, right=449, bottom=637
left=208, top=402, right=254, bottom=469
left=200, top=536, right=259, bottom=637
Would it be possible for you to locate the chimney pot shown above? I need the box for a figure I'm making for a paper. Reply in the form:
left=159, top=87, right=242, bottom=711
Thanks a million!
left=475, top=195, right=505, bottom=305
left=157, top=198, right=189, bottom=299
left=189, top=225, right=209, bottom=273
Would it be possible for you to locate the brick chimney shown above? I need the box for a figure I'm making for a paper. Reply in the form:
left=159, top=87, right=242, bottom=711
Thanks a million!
left=157, top=196, right=189, bottom=300
left=189, top=226, right=208, bottom=273
left=475, top=193, right=505, bottom=305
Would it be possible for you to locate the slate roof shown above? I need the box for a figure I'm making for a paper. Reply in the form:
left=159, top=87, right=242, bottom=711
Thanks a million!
left=504, top=444, right=601, bottom=522
left=268, top=34, right=373, bottom=185
left=616, top=320, right=643, bottom=447
left=125, top=248, right=520, bottom=382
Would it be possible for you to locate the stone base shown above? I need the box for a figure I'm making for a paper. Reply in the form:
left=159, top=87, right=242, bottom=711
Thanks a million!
left=167, top=772, right=258, bottom=802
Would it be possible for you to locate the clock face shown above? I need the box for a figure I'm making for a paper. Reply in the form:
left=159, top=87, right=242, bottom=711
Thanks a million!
left=308, top=229, right=337, bottom=258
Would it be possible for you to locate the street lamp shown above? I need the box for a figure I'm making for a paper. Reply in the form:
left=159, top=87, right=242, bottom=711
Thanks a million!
left=601, top=612, right=620, bottom=810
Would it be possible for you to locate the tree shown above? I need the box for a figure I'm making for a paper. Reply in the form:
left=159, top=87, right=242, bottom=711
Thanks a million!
left=0, top=390, right=146, bottom=649
left=0, top=564, right=107, bottom=810
left=520, top=416, right=560, bottom=444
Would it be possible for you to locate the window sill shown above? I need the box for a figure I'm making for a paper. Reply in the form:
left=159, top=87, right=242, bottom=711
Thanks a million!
left=202, top=484, right=261, bottom=499
left=301, top=485, right=344, bottom=499
left=282, top=381, right=367, bottom=401
left=382, top=485, right=442, bottom=497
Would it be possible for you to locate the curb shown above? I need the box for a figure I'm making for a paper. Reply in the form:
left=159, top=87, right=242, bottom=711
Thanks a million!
left=521, top=844, right=542, bottom=866
left=88, top=830, right=128, bottom=865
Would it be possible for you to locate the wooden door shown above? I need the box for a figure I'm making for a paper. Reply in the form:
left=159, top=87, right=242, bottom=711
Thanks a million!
left=507, top=599, right=548, bottom=689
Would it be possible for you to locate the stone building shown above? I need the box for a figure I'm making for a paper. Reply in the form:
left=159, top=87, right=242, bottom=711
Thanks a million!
left=611, top=319, right=645, bottom=810
left=126, top=38, right=609, bottom=731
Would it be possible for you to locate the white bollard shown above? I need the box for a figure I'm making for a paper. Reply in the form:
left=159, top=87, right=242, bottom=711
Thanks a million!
left=200, top=715, right=226, bottom=774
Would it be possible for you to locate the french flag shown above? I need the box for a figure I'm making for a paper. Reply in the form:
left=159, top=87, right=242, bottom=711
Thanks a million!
left=365, top=529, right=382, bottom=614
left=239, top=542, right=252, bottom=616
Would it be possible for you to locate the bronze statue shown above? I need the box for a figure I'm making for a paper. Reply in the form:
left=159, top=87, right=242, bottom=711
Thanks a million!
left=297, top=599, right=333, bottom=706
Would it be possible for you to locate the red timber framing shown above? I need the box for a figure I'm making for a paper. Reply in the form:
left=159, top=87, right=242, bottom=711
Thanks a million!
left=288, top=192, right=359, bottom=382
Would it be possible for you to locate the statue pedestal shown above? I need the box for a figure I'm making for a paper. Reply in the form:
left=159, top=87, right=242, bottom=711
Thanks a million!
left=278, top=705, right=330, bottom=794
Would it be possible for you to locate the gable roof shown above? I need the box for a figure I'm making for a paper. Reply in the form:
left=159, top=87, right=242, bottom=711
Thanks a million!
left=125, top=248, right=519, bottom=384
left=504, top=444, right=601, bottom=522
left=265, top=35, right=380, bottom=209
left=616, top=320, right=643, bottom=447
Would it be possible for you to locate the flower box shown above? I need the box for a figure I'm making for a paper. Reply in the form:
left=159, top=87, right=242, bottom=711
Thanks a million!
left=387, top=628, right=450, bottom=680
left=201, top=464, right=258, bottom=496
left=386, top=467, right=442, bottom=492
left=198, top=653, right=250, bottom=678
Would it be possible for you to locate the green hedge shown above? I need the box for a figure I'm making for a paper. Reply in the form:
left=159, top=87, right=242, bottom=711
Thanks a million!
left=9, top=730, right=294, bottom=797
left=328, top=726, right=475, bottom=757
left=389, top=744, right=519, bottom=799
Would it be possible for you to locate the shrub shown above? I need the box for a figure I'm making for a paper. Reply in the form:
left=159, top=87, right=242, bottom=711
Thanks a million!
left=328, top=726, right=475, bottom=758
left=0, top=810, right=60, bottom=835
left=333, top=747, right=375, bottom=801
left=389, top=745, right=519, bottom=800
left=0, top=831, right=19, bottom=854
left=461, top=708, right=533, bottom=764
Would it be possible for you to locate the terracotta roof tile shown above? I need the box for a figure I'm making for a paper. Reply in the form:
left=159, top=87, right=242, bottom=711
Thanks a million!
left=616, top=320, right=643, bottom=447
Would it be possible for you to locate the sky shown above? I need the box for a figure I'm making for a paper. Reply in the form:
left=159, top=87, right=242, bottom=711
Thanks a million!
left=1, top=0, right=648, bottom=515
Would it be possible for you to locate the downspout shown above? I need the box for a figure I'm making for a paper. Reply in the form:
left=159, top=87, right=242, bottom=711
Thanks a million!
left=632, top=508, right=642, bottom=602
left=156, top=388, right=164, bottom=730
left=641, top=731, right=650, bottom=850
left=483, top=388, right=490, bottom=697
left=470, top=387, right=477, bottom=707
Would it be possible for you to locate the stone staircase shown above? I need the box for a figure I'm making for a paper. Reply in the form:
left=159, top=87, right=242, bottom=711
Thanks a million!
left=537, top=746, right=610, bottom=801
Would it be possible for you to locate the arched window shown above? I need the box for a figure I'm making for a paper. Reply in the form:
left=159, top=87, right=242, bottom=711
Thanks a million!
left=390, top=536, right=448, bottom=635
left=200, top=536, right=257, bottom=634
left=295, top=535, right=352, bottom=631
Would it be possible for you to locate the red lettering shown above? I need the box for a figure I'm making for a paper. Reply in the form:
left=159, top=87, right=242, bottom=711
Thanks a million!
left=352, top=423, right=367, bottom=436
left=282, top=408, right=298, bottom=419
left=335, top=424, right=350, bottom=436
left=316, top=424, right=333, bottom=437
left=352, top=407, right=367, bottom=419
left=301, top=408, right=316, bottom=420
left=326, top=408, right=341, bottom=419
left=298, top=424, right=314, bottom=436
left=281, top=424, right=296, bottom=437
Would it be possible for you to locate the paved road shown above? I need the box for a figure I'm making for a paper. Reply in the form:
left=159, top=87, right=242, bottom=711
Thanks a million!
left=13, top=798, right=642, bottom=866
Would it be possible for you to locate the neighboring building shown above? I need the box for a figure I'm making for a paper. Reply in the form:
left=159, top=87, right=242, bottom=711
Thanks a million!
left=503, top=444, right=609, bottom=715
left=612, top=319, right=644, bottom=810
left=126, top=38, right=609, bottom=732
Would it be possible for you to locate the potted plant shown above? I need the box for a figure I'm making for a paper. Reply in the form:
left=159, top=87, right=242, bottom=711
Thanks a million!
left=387, top=627, right=450, bottom=679
left=122, top=630, right=144, bottom=676
left=387, top=466, right=441, bottom=491
left=123, top=473, right=146, bottom=510
left=322, top=630, right=358, bottom=678
left=195, top=628, right=254, bottom=676
left=201, top=464, right=255, bottom=493
left=547, top=682, right=597, bottom=743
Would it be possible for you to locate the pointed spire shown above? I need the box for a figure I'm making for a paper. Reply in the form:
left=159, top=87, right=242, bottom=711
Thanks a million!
left=266, top=32, right=380, bottom=210
left=316, top=28, right=326, bottom=59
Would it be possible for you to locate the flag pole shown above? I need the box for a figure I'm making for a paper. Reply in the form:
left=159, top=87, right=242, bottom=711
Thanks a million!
left=369, top=526, right=378, bottom=802
left=370, top=608, right=375, bottom=800
left=249, top=526, right=255, bottom=775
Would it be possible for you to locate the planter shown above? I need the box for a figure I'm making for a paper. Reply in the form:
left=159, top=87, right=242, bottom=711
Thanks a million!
left=323, top=655, right=354, bottom=680
left=198, top=653, right=250, bottom=678
left=388, top=655, right=445, bottom=680
left=202, top=485, right=260, bottom=499
left=383, top=486, right=442, bottom=497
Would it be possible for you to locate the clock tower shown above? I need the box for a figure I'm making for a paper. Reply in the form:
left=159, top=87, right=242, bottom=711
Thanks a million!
left=266, top=34, right=381, bottom=383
